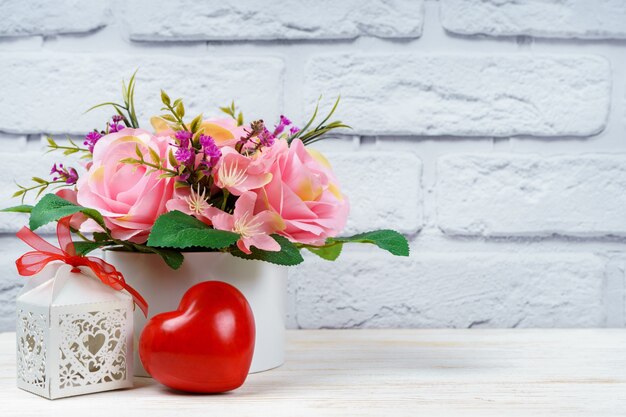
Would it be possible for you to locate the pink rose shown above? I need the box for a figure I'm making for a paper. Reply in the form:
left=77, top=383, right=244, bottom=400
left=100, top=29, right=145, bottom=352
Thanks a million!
left=254, top=139, right=349, bottom=245
left=76, top=128, right=175, bottom=243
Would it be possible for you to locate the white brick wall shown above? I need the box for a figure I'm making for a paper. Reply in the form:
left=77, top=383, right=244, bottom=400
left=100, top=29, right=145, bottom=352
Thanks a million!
left=293, top=251, right=606, bottom=328
left=1, top=0, right=625, bottom=330
left=441, top=0, right=626, bottom=39
left=0, top=53, right=284, bottom=134
left=126, top=0, right=425, bottom=41
left=305, top=54, right=611, bottom=136
left=0, top=0, right=107, bottom=37
left=437, top=154, right=626, bottom=237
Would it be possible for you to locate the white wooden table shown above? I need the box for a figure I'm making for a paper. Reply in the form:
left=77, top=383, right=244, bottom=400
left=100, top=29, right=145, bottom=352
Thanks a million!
left=2, top=329, right=625, bottom=416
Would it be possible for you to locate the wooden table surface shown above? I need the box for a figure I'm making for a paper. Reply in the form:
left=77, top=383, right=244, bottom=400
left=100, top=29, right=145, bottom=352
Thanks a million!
left=1, top=329, right=625, bottom=416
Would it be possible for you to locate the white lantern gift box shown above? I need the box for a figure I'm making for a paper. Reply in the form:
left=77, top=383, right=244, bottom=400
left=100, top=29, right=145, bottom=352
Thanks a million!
left=14, top=219, right=147, bottom=399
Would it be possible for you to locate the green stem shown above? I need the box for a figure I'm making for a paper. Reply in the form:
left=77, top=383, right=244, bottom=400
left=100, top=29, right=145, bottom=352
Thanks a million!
left=73, top=230, right=92, bottom=242
left=110, top=238, right=137, bottom=252
left=221, top=189, right=230, bottom=211
left=16, top=180, right=67, bottom=203
left=48, top=144, right=91, bottom=153
left=298, top=241, right=341, bottom=250
left=134, top=159, right=178, bottom=175
left=166, top=103, right=189, bottom=131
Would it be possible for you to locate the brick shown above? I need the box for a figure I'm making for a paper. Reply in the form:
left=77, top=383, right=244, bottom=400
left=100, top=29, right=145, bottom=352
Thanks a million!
left=0, top=52, right=284, bottom=134
left=441, top=0, right=626, bottom=39
left=305, top=54, right=610, bottom=137
left=293, top=251, right=606, bottom=328
left=326, top=152, right=422, bottom=235
left=126, top=0, right=424, bottom=41
left=0, top=0, right=107, bottom=37
left=437, top=154, right=626, bottom=237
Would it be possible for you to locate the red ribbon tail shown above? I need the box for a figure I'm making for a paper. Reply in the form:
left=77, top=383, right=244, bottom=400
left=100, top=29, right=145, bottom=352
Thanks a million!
left=119, top=281, right=149, bottom=317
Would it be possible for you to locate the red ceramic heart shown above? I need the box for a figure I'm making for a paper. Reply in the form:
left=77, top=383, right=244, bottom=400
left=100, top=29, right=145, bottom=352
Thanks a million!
left=139, top=281, right=255, bottom=393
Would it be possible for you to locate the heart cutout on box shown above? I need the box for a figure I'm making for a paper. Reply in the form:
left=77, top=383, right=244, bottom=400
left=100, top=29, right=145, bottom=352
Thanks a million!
left=139, top=281, right=255, bottom=393
left=85, top=333, right=106, bottom=356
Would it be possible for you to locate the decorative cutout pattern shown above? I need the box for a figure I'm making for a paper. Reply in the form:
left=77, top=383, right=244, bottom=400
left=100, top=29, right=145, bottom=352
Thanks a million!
left=57, top=310, right=128, bottom=389
left=16, top=309, right=47, bottom=389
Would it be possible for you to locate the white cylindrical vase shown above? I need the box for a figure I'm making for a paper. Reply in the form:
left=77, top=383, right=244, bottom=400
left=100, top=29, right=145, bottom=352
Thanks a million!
left=104, top=250, right=287, bottom=376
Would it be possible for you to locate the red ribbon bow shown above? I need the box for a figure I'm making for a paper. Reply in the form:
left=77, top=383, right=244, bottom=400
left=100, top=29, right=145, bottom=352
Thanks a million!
left=15, top=217, right=148, bottom=317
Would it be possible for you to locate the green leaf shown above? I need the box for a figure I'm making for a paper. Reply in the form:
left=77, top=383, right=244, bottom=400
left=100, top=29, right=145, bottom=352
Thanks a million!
left=330, top=230, right=409, bottom=257
left=1, top=204, right=33, bottom=213
left=160, top=114, right=177, bottom=123
left=168, top=149, right=178, bottom=167
left=85, top=101, right=126, bottom=114
left=147, top=146, right=160, bottom=164
left=73, top=241, right=106, bottom=256
left=175, top=101, right=185, bottom=118
left=149, top=248, right=184, bottom=269
left=93, top=232, right=110, bottom=242
left=231, top=235, right=304, bottom=266
left=147, top=210, right=239, bottom=249
left=190, top=114, right=203, bottom=133
left=314, top=95, right=341, bottom=130
left=291, top=96, right=320, bottom=140
left=305, top=242, right=343, bottom=261
left=160, top=89, right=171, bottom=106
left=29, top=194, right=106, bottom=231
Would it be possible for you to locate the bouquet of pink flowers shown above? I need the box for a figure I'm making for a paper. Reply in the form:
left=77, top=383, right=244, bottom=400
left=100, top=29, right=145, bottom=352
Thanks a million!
left=5, top=73, right=408, bottom=268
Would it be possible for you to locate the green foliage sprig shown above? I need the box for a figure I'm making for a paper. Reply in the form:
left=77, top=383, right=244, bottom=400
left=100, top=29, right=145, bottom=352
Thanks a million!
left=46, top=137, right=91, bottom=158
left=288, top=96, right=351, bottom=146
left=159, top=89, right=189, bottom=131
left=12, top=178, right=67, bottom=203
left=120, top=144, right=179, bottom=178
left=220, top=101, right=244, bottom=126
left=86, top=70, right=140, bottom=128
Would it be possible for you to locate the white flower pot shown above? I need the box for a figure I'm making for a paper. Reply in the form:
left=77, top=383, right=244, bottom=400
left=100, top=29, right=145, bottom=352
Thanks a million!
left=103, top=250, right=287, bottom=376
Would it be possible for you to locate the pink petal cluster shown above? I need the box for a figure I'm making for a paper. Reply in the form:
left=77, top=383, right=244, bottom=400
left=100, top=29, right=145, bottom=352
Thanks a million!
left=253, top=139, right=349, bottom=245
left=165, top=186, right=222, bottom=225
left=213, top=147, right=272, bottom=195
left=76, top=128, right=174, bottom=243
left=211, top=192, right=284, bottom=254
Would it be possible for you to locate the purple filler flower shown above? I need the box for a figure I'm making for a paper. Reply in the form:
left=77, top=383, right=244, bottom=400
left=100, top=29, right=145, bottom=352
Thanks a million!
left=50, top=163, right=78, bottom=185
left=83, top=131, right=103, bottom=153
left=259, top=128, right=275, bottom=147
left=289, top=126, right=300, bottom=135
left=174, top=147, right=195, bottom=165
left=273, top=115, right=292, bottom=136
left=199, top=134, right=221, bottom=167
left=109, top=123, right=124, bottom=133
left=112, top=115, right=123, bottom=123
left=175, top=130, right=192, bottom=147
